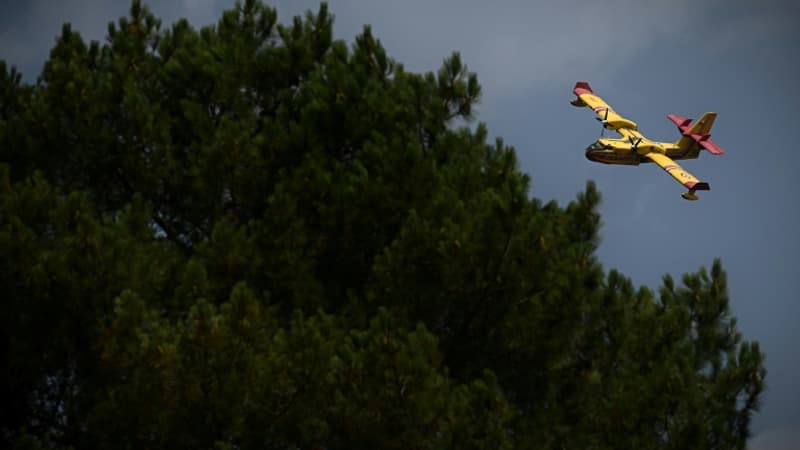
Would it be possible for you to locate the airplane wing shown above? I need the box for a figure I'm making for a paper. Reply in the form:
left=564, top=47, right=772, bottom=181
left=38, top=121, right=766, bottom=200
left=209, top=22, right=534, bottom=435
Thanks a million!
left=570, top=82, right=638, bottom=131
left=645, top=152, right=710, bottom=200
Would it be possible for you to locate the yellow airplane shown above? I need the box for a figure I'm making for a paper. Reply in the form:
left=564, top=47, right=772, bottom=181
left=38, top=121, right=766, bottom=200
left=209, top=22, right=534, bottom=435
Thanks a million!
left=570, top=82, right=725, bottom=200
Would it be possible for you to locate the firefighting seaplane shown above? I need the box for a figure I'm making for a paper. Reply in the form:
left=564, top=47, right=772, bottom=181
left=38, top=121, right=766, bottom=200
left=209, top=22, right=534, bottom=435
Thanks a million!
left=570, top=82, right=725, bottom=200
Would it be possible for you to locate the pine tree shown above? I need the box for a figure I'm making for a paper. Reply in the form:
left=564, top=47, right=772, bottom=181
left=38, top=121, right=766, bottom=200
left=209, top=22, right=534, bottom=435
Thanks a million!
left=0, top=1, right=764, bottom=448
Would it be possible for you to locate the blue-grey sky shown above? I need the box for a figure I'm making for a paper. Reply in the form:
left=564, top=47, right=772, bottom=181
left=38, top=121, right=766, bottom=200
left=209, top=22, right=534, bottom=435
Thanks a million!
left=2, top=0, right=798, bottom=447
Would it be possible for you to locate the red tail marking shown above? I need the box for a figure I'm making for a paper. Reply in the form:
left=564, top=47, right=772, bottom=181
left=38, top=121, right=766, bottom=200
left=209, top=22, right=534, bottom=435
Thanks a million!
left=700, top=139, right=725, bottom=155
left=667, top=114, right=693, bottom=132
left=668, top=114, right=725, bottom=155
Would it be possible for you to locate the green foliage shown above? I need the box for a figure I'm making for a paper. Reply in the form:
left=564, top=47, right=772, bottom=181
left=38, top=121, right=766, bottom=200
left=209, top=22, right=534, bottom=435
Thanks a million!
left=0, top=1, right=764, bottom=448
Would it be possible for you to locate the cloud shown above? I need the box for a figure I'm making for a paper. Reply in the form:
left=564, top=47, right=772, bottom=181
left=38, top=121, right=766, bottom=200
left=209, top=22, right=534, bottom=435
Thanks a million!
left=633, top=181, right=655, bottom=218
left=178, top=0, right=222, bottom=27
left=0, top=0, right=122, bottom=74
left=277, top=0, right=699, bottom=99
left=463, top=0, right=697, bottom=94
left=0, top=0, right=228, bottom=78
left=700, top=5, right=800, bottom=56
left=749, top=420, right=800, bottom=450
left=3, top=0, right=712, bottom=91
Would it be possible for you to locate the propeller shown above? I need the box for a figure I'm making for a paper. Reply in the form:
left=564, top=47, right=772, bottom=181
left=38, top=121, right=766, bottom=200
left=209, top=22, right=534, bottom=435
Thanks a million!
left=628, top=136, right=643, bottom=152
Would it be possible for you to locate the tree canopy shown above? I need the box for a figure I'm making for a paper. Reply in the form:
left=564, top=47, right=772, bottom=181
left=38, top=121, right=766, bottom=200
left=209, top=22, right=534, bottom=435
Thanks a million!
left=0, top=1, right=764, bottom=448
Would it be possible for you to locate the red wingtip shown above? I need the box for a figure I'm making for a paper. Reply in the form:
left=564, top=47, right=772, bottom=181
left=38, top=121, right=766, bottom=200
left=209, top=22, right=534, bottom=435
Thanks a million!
left=684, top=181, right=710, bottom=191
left=573, top=81, right=594, bottom=96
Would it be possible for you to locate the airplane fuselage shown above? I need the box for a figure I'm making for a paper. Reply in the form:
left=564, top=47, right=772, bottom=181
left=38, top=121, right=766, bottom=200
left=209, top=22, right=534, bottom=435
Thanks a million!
left=585, top=134, right=699, bottom=166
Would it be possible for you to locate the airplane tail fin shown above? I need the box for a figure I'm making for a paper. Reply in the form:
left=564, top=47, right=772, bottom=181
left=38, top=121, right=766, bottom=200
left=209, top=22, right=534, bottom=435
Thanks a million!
left=669, top=113, right=725, bottom=155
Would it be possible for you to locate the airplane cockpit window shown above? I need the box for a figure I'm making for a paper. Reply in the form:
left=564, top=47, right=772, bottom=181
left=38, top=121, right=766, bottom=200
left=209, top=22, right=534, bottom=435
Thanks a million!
left=588, top=142, right=605, bottom=150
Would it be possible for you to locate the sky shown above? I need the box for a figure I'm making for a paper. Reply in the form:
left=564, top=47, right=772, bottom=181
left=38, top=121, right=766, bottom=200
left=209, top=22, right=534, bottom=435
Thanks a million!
left=1, top=0, right=798, bottom=447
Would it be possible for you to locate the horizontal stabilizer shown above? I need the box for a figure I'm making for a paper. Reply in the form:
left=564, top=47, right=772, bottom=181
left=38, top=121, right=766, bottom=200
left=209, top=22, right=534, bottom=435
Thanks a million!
left=667, top=114, right=692, bottom=132
left=692, top=135, right=725, bottom=155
